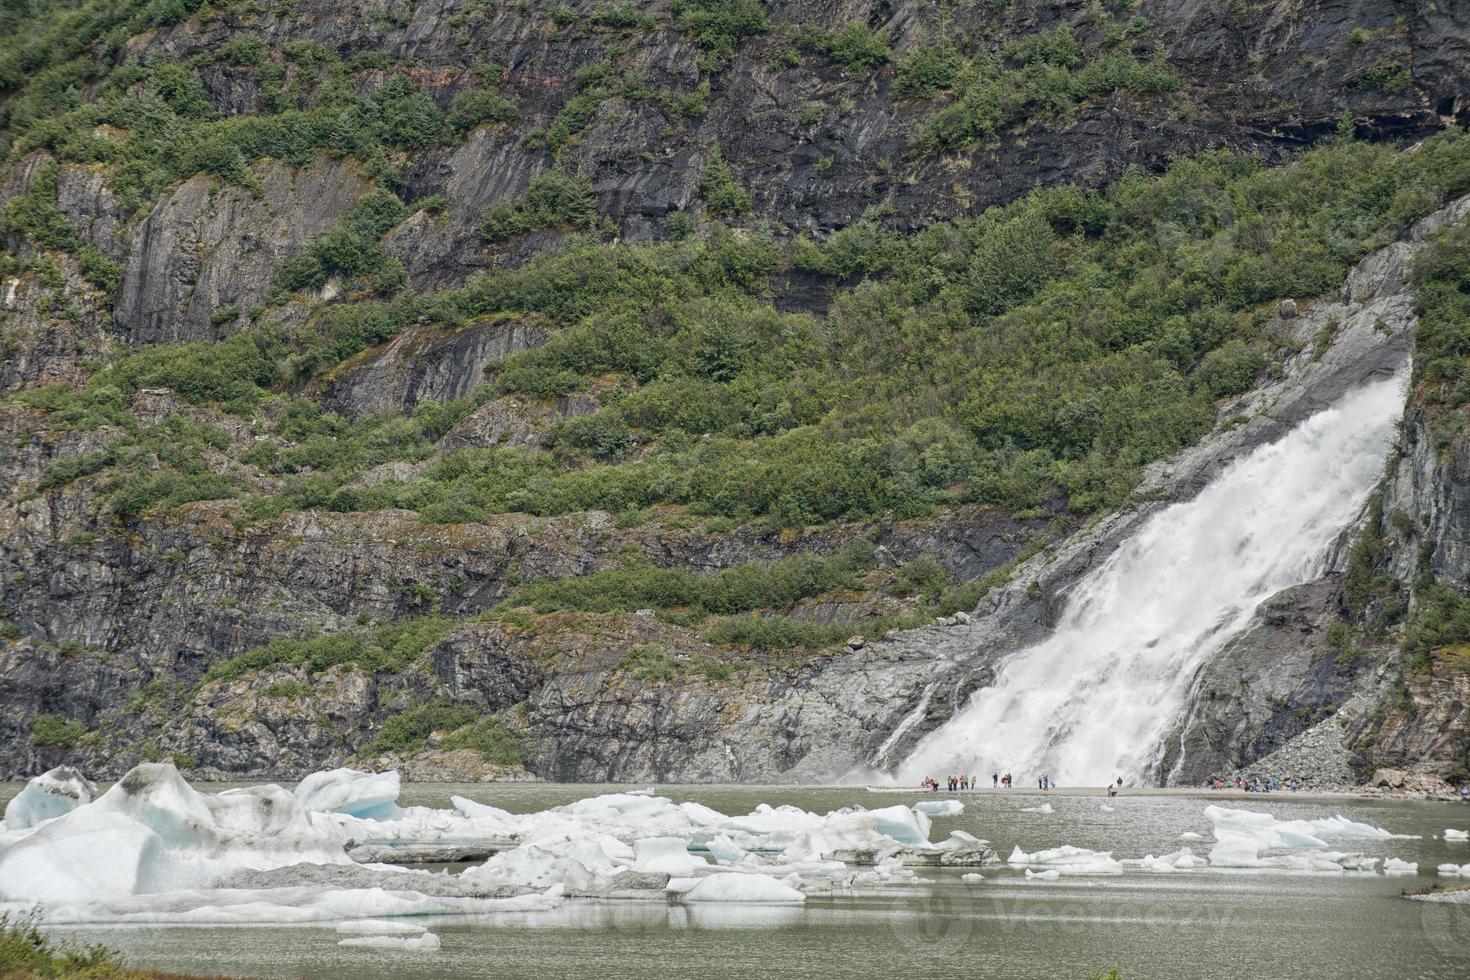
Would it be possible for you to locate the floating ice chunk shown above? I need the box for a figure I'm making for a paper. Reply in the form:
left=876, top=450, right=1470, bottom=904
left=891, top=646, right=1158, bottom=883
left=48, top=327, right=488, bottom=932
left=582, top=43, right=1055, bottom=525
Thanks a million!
left=777, top=806, right=934, bottom=862
left=339, top=932, right=441, bottom=950
left=23, top=885, right=563, bottom=926
left=1128, top=848, right=1200, bottom=873
left=1204, top=804, right=1420, bottom=872
left=960, top=872, right=985, bottom=882
left=1007, top=844, right=1122, bottom=874
left=0, top=807, right=171, bottom=903
left=293, top=769, right=402, bottom=820
left=2, top=767, right=96, bottom=831
left=705, top=835, right=748, bottom=864
left=1021, top=803, right=1054, bottom=814
left=682, top=873, right=805, bottom=903
left=1382, top=858, right=1418, bottom=875
left=679, top=802, right=730, bottom=826
left=633, top=837, right=704, bottom=876
left=1179, top=832, right=1204, bottom=842
left=871, top=805, right=931, bottom=845
left=336, top=919, right=428, bottom=934
left=1024, top=869, right=1060, bottom=880
left=1437, top=863, right=1470, bottom=876
left=1099, top=805, right=1115, bottom=813
left=1205, top=805, right=1414, bottom=847
left=1445, top=829, right=1468, bottom=841
left=464, top=832, right=629, bottom=891
left=0, top=764, right=350, bottom=904
left=914, top=800, right=964, bottom=817
left=450, top=796, right=514, bottom=822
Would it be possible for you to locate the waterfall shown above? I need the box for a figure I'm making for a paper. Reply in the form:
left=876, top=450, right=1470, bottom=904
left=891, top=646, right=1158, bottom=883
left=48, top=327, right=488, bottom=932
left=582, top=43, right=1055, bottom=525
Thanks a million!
left=895, top=373, right=1407, bottom=787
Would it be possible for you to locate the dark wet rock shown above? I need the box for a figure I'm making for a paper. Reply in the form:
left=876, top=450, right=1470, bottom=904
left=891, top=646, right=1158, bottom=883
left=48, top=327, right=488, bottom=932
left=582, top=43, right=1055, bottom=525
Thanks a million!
left=319, top=318, right=551, bottom=418
left=115, top=157, right=370, bottom=344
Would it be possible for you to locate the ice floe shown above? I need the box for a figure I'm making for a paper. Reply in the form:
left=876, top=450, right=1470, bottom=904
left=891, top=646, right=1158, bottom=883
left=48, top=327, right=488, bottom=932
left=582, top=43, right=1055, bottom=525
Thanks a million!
left=1, top=767, right=96, bottom=831
left=1203, top=805, right=1418, bottom=873
left=1445, top=828, right=1468, bottom=841
left=0, top=763, right=1002, bottom=927
left=682, top=873, right=805, bottom=903
left=294, top=768, right=403, bottom=820
left=339, top=932, right=442, bottom=950
left=914, top=799, right=964, bottom=817
left=1382, top=858, right=1418, bottom=875
left=1007, top=844, right=1123, bottom=875
left=1437, top=863, right=1470, bottom=876
left=1021, top=803, right=1054, bottom=814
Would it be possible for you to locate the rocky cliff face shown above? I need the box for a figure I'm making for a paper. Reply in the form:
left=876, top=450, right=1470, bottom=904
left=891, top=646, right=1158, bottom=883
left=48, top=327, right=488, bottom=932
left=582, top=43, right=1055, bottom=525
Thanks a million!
left=1, top=0, right=1468, bottom=784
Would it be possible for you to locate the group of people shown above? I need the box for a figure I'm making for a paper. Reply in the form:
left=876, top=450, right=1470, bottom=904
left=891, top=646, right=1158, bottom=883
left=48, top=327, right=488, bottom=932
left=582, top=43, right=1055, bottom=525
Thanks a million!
left=924, top=775, right=981, bottom=791
left=922, top=772, right=1055, bottom=791
left=1206, top=774, right=1302, bottom=792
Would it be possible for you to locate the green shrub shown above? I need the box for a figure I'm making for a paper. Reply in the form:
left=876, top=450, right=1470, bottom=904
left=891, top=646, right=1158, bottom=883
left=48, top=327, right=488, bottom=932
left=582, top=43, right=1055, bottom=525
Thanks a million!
left=704, top=615, right=854, bottom=650
left=895, top=39, right=963, bottom=99
left=0, top=912, right=137, bottom=978
left=206, top=616, right=453, bottom=682
left=447, top=87, right=519, bottom=134
left=0, top=161, right=121, bottom=292
left=1194, top=340, right=1267, bottom=398
left=366, top=702, right=478, bottom=756
left=1404, top=584, right=1470, bottom=669
left=1410, top=219, right=1470, bottom=422
left=699, top=150, right=750, bottom=217
left=511, top=540, right=875, bottom=616
left=29, top=713, right=85, bottom=748
left=273, top=189, right=410, bottom=297
left=823, top=23, right=890, bottom=69
left=481, top=170, right=599, bottom=242
left=438, top=716, right=525, bottom=764
left=672, top=0, right=768, bottom=57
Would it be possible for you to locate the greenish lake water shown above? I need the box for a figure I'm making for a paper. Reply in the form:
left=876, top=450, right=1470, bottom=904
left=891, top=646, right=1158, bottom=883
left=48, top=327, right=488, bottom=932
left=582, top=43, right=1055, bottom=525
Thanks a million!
left=4, top=783, right=1469, bottom=979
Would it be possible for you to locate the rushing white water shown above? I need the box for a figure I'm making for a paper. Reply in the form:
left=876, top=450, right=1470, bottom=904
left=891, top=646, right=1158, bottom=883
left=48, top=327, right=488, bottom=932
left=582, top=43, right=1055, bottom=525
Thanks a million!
left=895, top=373, right=1407, bottom=787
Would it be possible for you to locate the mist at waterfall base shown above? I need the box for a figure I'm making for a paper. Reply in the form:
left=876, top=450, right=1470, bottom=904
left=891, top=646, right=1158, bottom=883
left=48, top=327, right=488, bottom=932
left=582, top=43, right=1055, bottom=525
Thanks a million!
left=895, top=373, right=1407, bottom=788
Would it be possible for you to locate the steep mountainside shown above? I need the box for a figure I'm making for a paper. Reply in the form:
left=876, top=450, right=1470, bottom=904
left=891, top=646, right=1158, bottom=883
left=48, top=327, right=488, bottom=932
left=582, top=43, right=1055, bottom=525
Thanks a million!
left=1, top=0, right=1468, bottom=785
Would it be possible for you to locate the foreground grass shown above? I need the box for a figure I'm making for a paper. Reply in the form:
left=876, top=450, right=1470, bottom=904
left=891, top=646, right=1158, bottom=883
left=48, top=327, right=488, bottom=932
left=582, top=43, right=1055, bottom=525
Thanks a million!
left=0, top=913, right=201, bottom=979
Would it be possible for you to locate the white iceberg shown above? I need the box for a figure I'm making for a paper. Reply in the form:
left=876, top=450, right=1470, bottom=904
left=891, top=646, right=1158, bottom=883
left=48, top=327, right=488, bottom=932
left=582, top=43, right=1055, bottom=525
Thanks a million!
left=1437, top=863, right=1470, bottom=876
left=339, top=932, right=441, bottom=950
left=1127, top=848, right=1200, bottom=873
left=1445, top=829, right=1468, bottom=841
left=914, top=800, right=964, bottom=817
left=2, top=767, right=96, bottom=831
left=1382, top=858, right=1418, bottom=875
left=682, top=873, right=805, bottom=903
left=1024, top=868, right=1060, bottom=880
left=960, top=872, right=984, bottom=882
left=633, top=837, right=704, bottom=876
left=1021, top=802, right=1054, bottom=814
left=1006, top=844, right=1122, bottom=875
left=0, top=765, right=350, bottom=904
left=1203, top=804, right=1420, bottom=872
left=293, top=768, right=403, bottom=820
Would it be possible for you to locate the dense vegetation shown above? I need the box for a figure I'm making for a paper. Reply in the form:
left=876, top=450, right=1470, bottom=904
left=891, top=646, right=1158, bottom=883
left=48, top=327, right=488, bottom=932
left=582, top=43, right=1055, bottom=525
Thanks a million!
left=204, top=616, right=452, bottom=682
left=1409, top=218, right=1470, bottom=438
left=19, top=131, right=1470, bottom=538
left=0, top=913, right=142, bottom=979
left=366, top=702, right=523, bottom=762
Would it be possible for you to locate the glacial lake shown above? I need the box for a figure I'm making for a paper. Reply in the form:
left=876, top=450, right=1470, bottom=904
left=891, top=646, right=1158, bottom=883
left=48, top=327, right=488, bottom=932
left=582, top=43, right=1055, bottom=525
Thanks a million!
left=3, top=782, right=1468, bottom=980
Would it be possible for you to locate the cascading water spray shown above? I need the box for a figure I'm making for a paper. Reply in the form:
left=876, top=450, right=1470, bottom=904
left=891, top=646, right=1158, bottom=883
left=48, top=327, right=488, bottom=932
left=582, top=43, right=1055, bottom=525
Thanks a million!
left=895, top=373, right=1407, bottom=787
